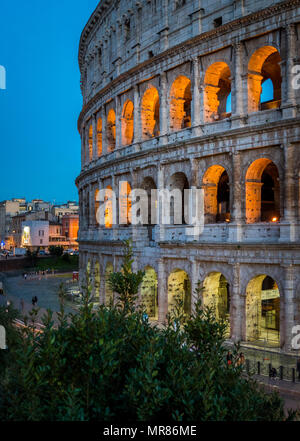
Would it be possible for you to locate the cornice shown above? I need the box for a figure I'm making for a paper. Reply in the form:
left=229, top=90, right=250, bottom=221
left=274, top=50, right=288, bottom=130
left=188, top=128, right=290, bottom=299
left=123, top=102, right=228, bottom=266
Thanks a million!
left=77, top=0, right=300, bottom=131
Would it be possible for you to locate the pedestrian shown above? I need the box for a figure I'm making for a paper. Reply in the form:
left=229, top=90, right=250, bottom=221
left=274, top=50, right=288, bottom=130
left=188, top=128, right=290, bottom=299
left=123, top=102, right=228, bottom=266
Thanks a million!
left=32, top=296, right=35, bottom=306
left=24, top=273, right=27, bottom=280
left=296, top=358, right=300, bottom=381
left=227, top=351, right=233, bottom=366
left=237, top=352, right=245, bottom=367
left=34, top=295, right=38, bottom=305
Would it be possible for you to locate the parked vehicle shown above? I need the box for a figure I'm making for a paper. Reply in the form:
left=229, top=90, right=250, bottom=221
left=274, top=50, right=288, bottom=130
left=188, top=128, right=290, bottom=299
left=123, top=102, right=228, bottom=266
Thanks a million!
left=14, top=248, right=27, bottom=257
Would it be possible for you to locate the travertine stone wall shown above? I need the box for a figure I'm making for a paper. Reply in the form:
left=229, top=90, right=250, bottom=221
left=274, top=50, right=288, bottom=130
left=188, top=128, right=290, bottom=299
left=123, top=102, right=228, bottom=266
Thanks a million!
left=77, top=0, right=300, bottom=353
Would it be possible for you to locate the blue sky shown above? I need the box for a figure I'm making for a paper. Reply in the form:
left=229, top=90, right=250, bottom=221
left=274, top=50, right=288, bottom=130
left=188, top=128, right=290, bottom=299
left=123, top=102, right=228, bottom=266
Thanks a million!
left=0, top=0, right=99, bottom=204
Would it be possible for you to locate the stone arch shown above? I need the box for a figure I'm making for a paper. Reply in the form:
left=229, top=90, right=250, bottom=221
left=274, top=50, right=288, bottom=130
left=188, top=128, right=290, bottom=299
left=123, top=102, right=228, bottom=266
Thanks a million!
left=140, top=266, right=158, bottom=319
left=104, top=185, right=113, bottom=229
left=167, top=172, right=189, bottom=224
left=94, top=261, right=100, bottom=300
left=245, top=158, right=280, bottom=223
left=88, top=124, right=93, bottom=161
left=202, top=272, right=231, bottom=337
left=105, top=262, right=114, bottom=306
left=202, top=165, right=230, bottom=224
left=140, top=177, right=157, bottom=229
left=248, top=46, right=281, bottom=113
left=169, top=75, right=192, bottom=131
left=121, top=100, right=134, bottom=146
left=97, top=118, right=102, bottom=156
left=141, top=86, right=160, bottom=139
left=119, top=181, right=132, bottom=225
left=204, top=62, right=231, bottom=122
left=107, top=109, right=116, bottom=152
left=246, top=274, right=280, bottom=346
left=168, top=268, right=191, bottom=316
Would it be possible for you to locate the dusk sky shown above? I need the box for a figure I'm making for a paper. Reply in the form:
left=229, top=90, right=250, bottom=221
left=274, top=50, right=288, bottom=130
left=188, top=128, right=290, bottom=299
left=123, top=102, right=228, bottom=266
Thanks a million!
left=0, top=0, right=99, bottom=204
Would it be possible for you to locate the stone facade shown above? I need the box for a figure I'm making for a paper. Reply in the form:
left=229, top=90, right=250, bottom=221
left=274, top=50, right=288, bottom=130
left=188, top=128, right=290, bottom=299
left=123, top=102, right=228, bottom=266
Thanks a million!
left=76, top=0, right=300, bottom=352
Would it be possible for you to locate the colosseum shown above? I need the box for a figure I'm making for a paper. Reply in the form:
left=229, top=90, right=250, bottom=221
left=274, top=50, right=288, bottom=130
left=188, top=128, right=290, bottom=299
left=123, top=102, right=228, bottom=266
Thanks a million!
left=76, top=0, right=300, bottom=354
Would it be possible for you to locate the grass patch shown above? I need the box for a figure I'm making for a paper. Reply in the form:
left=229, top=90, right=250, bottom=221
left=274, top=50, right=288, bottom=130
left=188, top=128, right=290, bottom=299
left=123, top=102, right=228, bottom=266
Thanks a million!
left=34, top=255, right=79, bottom=272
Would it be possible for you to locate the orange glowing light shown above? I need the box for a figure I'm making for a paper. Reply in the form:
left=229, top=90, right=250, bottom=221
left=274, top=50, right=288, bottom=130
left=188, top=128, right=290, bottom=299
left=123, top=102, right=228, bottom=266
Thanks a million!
left=271, top=217, right=278, bottom=222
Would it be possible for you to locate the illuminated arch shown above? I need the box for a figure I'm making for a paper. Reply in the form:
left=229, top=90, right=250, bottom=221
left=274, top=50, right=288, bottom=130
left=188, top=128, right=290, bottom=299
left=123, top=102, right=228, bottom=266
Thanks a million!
left=94, top=261, right=100, bottom=300
left=202, top=272, right=230, bottom=337
left=204, top=62, right=231, bottom=122
left=248, top=46, right=281, bottom=113
left=94, top=188, right=100, bottom=225
left=141, top=87, right=160, bottom=139
left=202, top=165, right=230, bottom=223
left=246, top=274, right=280, bottom=347
left=168, top=269, right=191, bottom=316
left=169, top=75, right=192, bottom=131
left=97, top=118, right=102, bottom=156
left=104, top=185, right=113, bottom=229
left=121, top=100, right=134, bottom=145
left=107, top=109, right=116, bottom=152
left=140, top=266, right=158, bottom=319
left=119, top=181, right=132, bottom=225
left=245, top=158, right=280, bottom=223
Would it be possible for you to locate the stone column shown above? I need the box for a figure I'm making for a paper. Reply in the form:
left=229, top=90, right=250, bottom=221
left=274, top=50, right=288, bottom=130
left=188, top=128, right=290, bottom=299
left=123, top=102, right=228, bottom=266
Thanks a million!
left=280, top=143, right=297, bottom=242
left=81, top=127, right=85, bottom=168
left=115, top=95, right=121, bottom=149
left=133, top=84, right=141, bottom=144
left=160, top=72, right=168, bottom=144
left=248, top=72, right=263, bottom=113
left=230, top=263, right=244, bottom=342
left=283, top=264, right=296, bottom=351
left=158, top=258, right=167, bottom=323
left=101, top=108, right=107, bottom=155
left=198, top=62, right=205, bottom=125
left=191, top=57, right=202, bottom=136
left=231, top=42, right=245, bottom=127
left=89, top=183, right=94, bottom=231
left=229, top=151, right=243, bottom=242
left=189, top=8, right=204, bottom=36
left=190, top=259, right=198, bottom=314
left=157, top=165, right=165, bottom=241
left=92, top=114, right=97, bottom=160
left=282, top=24, right=297, bottom=118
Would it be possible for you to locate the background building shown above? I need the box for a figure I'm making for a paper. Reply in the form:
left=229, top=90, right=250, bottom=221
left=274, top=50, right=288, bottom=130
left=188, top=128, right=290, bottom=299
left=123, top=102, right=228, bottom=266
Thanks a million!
left=77, top=0, right=300, bottom=354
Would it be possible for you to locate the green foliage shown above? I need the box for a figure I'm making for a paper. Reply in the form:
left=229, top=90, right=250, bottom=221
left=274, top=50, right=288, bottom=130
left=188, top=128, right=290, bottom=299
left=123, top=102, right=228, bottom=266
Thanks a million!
left=0, top=252, right=292, bottom=422
left=107, top=239, right=145, bottom=312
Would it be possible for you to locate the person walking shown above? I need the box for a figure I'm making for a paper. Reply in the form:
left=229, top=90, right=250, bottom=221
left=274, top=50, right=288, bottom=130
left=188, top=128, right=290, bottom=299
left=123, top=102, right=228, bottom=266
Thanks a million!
left=227, top=351, right=233, bottom=366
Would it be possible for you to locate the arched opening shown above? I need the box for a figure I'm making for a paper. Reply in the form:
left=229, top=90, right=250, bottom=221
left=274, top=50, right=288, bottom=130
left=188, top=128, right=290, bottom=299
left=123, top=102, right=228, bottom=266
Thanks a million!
left=94, top=261, right=100, bottom=300
left=121, top=100, right=134, bottom=145
left=203, top=165, right=230, bottom=223
left=245, top=158, right=280, bottom=223
left=202, top=272, right=230, bottom=337
left=119, top=181, right=132, bottom=225
left=204, top=62, right=231, bottom=122
left=105, top=262, right=114, bottom=306
left=107, top=109, right=116, bottom=152
left=88, top=125, right=93, bottom=162
left=104, top=185, right=113, bottom=229
left=246, top=275, right=280, bottom=346
left=248, top=46, right=281, bottom=113
left=167, top=172, right=189, bottom=225
left=168, top=269, right=191, bottom=316
left=97, top=118, right=102, bottom=156
left=140, top=266, right=158, bottom=320
left=169, top=75, right=192, bottom=131
left=141, top=87, right=160, bottom=139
